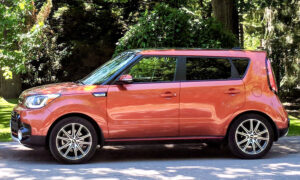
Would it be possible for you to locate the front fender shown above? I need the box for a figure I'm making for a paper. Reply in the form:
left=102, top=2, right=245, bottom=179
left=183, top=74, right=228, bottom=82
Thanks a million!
left=42, top=93, right=108, bottom=137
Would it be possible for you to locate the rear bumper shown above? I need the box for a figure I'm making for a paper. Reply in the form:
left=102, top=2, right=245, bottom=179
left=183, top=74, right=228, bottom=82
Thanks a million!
left=278, top=117, right=290, bottom=138
left=11, top=111, right=46, bottom=147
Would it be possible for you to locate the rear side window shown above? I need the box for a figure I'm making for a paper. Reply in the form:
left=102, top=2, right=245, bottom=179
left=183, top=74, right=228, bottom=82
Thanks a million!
left=232, top=59, right=249, bottom=78
left=186, top=58, right=231, bottom=80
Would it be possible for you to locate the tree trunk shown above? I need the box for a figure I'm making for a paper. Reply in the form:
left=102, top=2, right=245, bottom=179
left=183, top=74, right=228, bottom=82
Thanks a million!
left=211, top=0, right=239, bottom=40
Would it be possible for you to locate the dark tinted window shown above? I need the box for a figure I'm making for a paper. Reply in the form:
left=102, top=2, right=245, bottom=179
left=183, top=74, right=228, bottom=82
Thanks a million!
left=186, top=58, right=231, bottom=80
left=126, top=56, right=176, bottom=83
left=232, top=59, right=249, bottom=78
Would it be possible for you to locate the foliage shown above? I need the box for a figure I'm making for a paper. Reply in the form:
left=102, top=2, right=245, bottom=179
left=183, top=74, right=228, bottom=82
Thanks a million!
left=128, top=57, right=176, bottom=82
left=0, top=0, right=35, bottom=78
left=241, top=0, right=300, bottom=98
left=21, top=0, right=123, bottom=89
left=115, top=3, right=237, bottom=54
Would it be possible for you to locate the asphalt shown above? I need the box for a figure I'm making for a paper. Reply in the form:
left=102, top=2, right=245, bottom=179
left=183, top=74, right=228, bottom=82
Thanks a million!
left=0, top=136, right=300, bottom=180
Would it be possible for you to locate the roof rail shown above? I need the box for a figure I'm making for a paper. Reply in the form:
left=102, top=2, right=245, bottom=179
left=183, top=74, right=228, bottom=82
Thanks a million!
left=232, top=47, right=244, bottom=50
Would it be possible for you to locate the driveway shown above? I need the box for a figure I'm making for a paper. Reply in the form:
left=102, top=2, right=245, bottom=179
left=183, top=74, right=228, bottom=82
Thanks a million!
left=0, top=136, right=300, bottom=180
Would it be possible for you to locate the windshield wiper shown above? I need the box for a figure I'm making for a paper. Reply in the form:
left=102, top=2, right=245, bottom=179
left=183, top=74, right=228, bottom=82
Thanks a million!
left=75, top=80, right=84, bottom=85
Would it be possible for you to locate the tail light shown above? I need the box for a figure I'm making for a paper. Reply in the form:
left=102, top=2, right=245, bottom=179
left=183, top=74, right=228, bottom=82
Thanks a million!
left=266, top=59, right=278, bottom=93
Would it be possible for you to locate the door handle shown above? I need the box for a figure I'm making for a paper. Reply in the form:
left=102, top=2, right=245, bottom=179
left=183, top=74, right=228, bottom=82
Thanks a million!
left=160, top=92, right=176, bottom=98
left=224, top=88, right=240, bottom=94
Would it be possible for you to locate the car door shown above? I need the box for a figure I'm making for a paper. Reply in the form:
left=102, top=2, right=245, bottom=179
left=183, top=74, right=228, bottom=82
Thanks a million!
left=107, top=56, right=180, bottom=139
left=179, top=57, right=247, bottom=136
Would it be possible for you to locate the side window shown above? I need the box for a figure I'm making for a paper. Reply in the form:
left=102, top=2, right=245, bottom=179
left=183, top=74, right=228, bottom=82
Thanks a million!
left=232, top=59, right=249, bottom=78
left=186, top=57, right=231, bottom=80
left=126, top=56, right=176, bottom=83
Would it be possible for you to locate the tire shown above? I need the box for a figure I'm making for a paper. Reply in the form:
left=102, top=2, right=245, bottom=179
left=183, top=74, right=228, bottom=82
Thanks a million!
left=49, top=116, right=98, bottom=164
left=228, top=113, right=274, bottom=159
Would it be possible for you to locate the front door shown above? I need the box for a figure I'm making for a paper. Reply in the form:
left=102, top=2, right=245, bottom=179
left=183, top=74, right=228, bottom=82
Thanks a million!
left=107, top=56, right=180, bottom=138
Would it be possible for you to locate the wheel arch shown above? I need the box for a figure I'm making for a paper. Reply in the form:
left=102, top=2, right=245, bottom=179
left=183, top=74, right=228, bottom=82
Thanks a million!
left=46, top=113, right=105, bottom=148
left=226, top=110, right=279, bottom=141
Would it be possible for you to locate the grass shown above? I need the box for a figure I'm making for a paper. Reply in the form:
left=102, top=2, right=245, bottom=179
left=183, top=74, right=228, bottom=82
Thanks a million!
left=287, top=115, right=300, bottom=136
left=0, top=97, right=299, bottom=142
left=0, top=97, right=17, bottom=142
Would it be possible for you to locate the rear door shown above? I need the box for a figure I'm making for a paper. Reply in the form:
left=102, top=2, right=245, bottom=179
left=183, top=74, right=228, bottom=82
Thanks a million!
left=179, top=57, right=249, bottom=136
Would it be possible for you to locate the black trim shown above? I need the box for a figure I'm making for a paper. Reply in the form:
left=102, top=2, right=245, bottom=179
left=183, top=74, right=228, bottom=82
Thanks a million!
left=278, top=117, right=290, bottom=138
left=229, top=59, right=240, bottom=79
left=175, top=57, right=186, bottom=81
left=104, top=137, right=225, bottom=145
left=278, top=128, right=289, bottom=138
left=20, top=136, right=46, bottom=147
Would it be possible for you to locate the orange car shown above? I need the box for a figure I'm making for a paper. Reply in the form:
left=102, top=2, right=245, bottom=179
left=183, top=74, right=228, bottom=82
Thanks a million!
left=11, top=49, right=289, bottom=163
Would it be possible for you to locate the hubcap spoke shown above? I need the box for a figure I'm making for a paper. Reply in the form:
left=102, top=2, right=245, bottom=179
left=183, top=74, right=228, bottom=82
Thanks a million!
left=254, top=121, right=260, bottom=132
left=57, top=136, right=69, bottom=141
left=78, top=141, right=92, bottom=145
left=77, top=144, right=85, bottom=154
left=64, top=145, right=73, bottom=156
left=250, top=119, right=254, bottom=132
left=257, top=130, right=268, bottom=136
left=76, top=125, right=83, bottom=137
left=58, top=142, right=71, bottom=150
left=74, top=146, right=78, bottom=159
left=243, top=140, right=250, bottom=151
left=72, top=123, right=76, bottom=137
left=237, top=131, right=247, bottom=137
left=78, top=134, right=91, bottom=141
left=240, top=124, right=250, bottom=134
left=62, top=129, right=72, bottom=139
left=238, top=138, right=248, bottom=145
left=256, top=136, right=269, bottom=141
left=254, top=140, right=263, bottom=150
left=252, top=141, right=256, bottom=153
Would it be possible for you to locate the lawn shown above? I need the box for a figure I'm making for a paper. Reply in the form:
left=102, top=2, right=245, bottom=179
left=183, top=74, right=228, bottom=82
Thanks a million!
left=0, top=97, right=299, bottom=142
left=0, top=97, right=18, bottom=142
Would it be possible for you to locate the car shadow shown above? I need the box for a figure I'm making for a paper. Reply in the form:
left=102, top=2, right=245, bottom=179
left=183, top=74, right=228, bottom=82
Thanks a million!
left=1, top=137, right=300, bottom=164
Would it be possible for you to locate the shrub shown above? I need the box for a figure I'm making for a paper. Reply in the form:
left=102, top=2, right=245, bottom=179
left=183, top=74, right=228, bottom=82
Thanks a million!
left=115, top=3, right=238, bottom=55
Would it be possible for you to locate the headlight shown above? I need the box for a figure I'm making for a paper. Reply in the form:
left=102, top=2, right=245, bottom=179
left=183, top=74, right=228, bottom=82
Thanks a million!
left=24, top=94, right=60, bottom=109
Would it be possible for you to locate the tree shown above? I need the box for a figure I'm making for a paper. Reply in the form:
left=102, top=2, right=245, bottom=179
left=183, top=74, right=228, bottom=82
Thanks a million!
left=115, top=3, right=237, bottom=54
left=211, top=0, right=239, bottom=39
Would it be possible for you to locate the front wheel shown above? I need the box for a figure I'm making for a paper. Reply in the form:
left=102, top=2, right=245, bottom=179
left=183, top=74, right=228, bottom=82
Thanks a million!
left=49, top=117, right=98, bottom=164
left=228, top=114, right=274, bottom=159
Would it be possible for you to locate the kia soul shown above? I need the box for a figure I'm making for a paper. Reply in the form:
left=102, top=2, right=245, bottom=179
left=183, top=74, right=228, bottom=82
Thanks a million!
left=11, top=49, right=289, bottom=163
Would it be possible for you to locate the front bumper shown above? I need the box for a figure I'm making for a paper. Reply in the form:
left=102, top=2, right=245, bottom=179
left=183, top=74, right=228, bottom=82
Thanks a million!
left=11, top=111, right=46, bottom=147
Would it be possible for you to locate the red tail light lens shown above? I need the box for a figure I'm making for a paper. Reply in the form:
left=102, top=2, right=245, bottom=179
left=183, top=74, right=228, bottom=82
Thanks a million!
left=266, top=59, right=278, bottom=93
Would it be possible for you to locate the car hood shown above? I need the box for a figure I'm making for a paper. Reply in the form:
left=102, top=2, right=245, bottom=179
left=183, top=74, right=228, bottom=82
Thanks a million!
left=20, top=82, right=97, bottom=98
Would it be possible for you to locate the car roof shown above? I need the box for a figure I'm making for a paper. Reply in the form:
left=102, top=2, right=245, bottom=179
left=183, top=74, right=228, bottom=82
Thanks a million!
left=133, top=48, right=266, bottom=58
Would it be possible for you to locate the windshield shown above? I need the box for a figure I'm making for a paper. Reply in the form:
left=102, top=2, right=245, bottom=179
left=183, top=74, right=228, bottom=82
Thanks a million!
left=81, top=52, right=136, bottom=85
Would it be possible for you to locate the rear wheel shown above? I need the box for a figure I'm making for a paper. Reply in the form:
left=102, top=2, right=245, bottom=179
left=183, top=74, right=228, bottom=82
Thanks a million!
left=228, top=114, right=274, bottom=159
left=49, top=117, right=98, bottom=164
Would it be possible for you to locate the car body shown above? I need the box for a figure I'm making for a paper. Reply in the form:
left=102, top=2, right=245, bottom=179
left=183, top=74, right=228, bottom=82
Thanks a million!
left=11, top=49, right=289, bottom=163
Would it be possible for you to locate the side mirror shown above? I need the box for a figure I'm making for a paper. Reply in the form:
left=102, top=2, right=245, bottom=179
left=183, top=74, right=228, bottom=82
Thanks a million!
left=116, top=74, right=133, bottom=84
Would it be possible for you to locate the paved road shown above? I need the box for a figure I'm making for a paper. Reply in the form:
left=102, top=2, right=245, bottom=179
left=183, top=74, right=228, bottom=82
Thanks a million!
left=0, top=137, right=300, bottom=180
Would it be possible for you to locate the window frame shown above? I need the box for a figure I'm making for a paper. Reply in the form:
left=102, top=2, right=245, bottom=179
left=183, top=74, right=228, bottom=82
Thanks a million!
left=111, top=55, right=183, bottom=85
left=180, top=56, right=251, bottom=82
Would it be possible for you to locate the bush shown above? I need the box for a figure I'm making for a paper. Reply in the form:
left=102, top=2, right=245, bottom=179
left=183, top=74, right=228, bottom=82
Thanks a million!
left=115, top=3, right=238, bottom=55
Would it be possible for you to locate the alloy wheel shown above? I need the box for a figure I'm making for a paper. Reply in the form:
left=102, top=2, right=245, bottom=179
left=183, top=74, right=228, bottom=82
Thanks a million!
left=235, top=119, right=270, bottom=155
left=56, top=123, right=92, bottom=160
